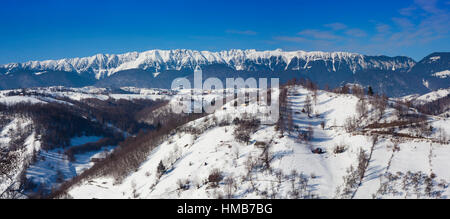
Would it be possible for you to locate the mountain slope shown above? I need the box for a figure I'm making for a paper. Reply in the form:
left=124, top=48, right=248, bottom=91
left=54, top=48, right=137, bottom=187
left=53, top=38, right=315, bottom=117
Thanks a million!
left=62, top=87, right=450, bottom=199
left=410, top=52, right=450, bottom=91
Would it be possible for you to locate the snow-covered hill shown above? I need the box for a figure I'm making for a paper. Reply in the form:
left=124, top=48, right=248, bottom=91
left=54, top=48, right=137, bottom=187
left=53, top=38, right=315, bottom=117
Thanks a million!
left=0, top=87, right=171, bottom=198
left=62, top=86, right=450, bottom=199
left=403, top=88, right=450, bottom=105
left=1, top=85, right=449, bottom=199
left=0, top=86, right=172, bottom=104
left=0, top=117, right=38, bottom=199
left=432, top=70, right=450, bottom=79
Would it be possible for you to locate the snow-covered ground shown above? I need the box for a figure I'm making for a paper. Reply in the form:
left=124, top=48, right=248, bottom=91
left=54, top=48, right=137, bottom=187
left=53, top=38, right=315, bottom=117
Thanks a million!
left=0, top=86, right=172, bottom=105
left=400, top=88, right=450, bottom=105
left=65, top=86, right=450, bottom=199
left=25, top=136, right=115, bottom=194
left=1, top=85, right=449, bottom=199
left=0, top=96, right=47, bottom=105
left=432, top=70, right=450, bottom=79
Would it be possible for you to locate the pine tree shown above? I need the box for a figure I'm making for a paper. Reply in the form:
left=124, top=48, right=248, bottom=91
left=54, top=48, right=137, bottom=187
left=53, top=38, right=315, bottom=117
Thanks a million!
left=368, top=86, right=374, bottom=96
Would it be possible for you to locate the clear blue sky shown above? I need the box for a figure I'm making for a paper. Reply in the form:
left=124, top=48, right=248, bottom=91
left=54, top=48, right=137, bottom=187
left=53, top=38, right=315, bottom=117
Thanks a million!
left=0, top=0, right=449, bottom=64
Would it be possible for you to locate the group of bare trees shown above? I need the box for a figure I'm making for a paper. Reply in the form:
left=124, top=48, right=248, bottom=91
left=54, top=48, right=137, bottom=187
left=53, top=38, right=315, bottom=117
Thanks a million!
left=297, top=125, right=314, bottom=143
left=414, top=94, right=450, bottom=116
left=208, top=169, right=223, bottom=188
left=370, top=94, right=388, bottom=120
left=340, top=87, right=390, bottom=134
left=49, top=107, right=207, bottom=198
left=374, top=171, right=447, bottom=199
left=0, top=116, right=36, bottom=199
left=277, top=78, right=319, bottom=138
left=356, top=99, right=368, bottom=119
left=344, top=116, right=359, bottom=133
left=233, top=115, right=261, bottom=144
left=337, top=149, right=370, bottom=199
left=1, top=100, right=130, bottom=151
left=2, top=95, right=168, bottom=150
left=276, top=86, right=289, bottom=135
left=288, top=170, right=317, bottom=199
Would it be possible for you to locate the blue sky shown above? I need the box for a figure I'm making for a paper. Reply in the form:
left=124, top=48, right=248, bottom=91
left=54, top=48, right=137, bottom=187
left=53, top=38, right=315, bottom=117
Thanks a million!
left=0, top=0, right=449, bottom=64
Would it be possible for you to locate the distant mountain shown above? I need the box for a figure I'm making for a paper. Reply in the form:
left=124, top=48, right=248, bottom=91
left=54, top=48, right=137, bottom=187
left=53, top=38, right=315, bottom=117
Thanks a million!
left=0, top=49, right=415, bottom=78
left=408, top=52, right=450, bottom=91
left=0, top=49, right=448, bottom=96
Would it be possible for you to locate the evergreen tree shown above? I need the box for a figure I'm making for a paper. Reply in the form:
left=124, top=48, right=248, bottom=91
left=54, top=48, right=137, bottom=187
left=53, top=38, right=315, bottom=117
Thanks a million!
left=368, top=86, right=374, bottom=96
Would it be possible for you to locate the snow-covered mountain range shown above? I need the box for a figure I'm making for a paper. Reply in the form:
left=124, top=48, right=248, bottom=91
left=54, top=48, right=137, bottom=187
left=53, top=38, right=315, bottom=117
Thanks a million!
left=0, top=49, right=448, bottom=97
left=0, top=49, right=415, bottom=79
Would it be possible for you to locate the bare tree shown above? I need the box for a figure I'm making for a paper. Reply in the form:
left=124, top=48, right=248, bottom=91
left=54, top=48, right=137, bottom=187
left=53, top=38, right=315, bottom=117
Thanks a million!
left=395, top=101, right=408, bottom=118
left=307, top=124, right=314, bottom=141
left=224, top=175, right=237, bottom=199
left=208, top=169, right=223, bottom=188
left=304, top=95, right=312, bottom=117
left=312, top=89, right=318, bottom=106
left=356, top=99, right=368, bottom=119
left=233, top=147, right=240, bottom=160
left=352, top=85, right=365, bottom=99
left=287, top=112, right=294, bottom=135
left=261, top=143, right=273, bottom=171
left=438, top=128, right=448, bottom=144
left=344, top=116, right=359, bottom=133
left=372, top=94, right=387, bottom=120
left=298, top=125, right=314, bottom=143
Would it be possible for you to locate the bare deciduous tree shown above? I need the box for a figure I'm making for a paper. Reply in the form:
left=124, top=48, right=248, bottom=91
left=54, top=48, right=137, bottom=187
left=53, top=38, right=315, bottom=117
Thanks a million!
left=304, top=95, right=312, bottom=117
left=356, top=99, right=368, bottom=119
left=224, top=175, right=237, bottom=199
